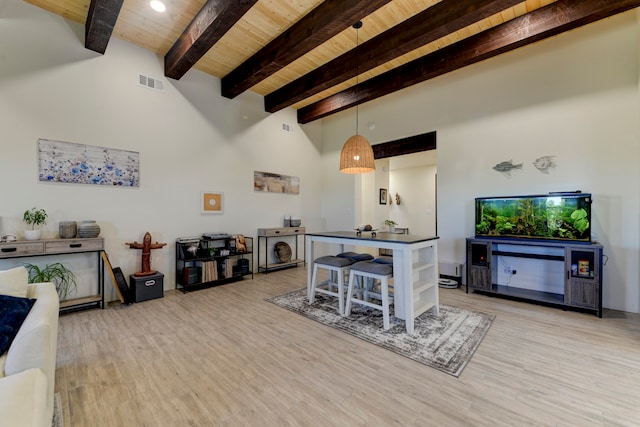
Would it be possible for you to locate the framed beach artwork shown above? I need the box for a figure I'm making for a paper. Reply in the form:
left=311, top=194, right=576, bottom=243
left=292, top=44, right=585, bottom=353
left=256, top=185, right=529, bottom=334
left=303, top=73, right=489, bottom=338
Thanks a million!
left=201, top=191, right=224, bottom=214
left=253, top=171, right=300, bottom=194
left=37, top=138, right=140, bottom=187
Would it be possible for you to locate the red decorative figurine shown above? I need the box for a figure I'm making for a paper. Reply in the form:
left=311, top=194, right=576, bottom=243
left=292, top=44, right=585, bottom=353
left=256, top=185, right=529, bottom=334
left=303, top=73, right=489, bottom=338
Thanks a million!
left=126, top=232, right=167, bottom=277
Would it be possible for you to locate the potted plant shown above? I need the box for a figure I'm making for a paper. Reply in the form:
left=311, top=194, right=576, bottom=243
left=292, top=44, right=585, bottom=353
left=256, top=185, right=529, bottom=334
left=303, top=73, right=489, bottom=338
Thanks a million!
left=24, top=262, right=77, bottom=301
left=384, top=219, right=397, bottom=232
left=23, top=207, right=48, bottom=240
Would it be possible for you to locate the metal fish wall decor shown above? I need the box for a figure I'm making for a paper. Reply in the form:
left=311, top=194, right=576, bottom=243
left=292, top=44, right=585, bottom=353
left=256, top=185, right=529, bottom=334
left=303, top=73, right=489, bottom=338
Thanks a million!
left=492, top=156, right=558, bottom=177
left=533, top=155, right=557, bottom=174
left=492, top=160, right=523, bottom=177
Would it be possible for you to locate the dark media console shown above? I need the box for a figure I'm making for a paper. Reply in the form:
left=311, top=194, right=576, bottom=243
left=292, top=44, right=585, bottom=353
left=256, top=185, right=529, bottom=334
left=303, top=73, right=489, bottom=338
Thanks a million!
left=466, top=238, right=603, bottom=317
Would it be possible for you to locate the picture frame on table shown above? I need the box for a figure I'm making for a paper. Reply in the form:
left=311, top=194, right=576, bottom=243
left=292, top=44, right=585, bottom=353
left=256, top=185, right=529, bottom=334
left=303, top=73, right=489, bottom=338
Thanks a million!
left=201, top=191, right=224, bottom=214
left=379, top=188, right=388, bottom=205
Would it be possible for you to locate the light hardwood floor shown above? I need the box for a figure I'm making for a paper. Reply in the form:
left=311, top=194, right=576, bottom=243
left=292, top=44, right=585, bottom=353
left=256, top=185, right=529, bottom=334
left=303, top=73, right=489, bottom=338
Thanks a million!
left=55, top=267, right=640, bottom=426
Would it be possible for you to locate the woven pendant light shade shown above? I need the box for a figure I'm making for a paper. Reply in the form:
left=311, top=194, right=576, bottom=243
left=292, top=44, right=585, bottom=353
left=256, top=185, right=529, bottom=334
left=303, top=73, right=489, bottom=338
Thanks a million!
left=339, top=134, right=375, bottom=174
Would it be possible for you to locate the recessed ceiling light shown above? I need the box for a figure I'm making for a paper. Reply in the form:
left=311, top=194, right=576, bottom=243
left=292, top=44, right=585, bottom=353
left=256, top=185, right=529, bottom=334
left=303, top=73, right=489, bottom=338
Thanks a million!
left=150, top=1, right=166, bottom=12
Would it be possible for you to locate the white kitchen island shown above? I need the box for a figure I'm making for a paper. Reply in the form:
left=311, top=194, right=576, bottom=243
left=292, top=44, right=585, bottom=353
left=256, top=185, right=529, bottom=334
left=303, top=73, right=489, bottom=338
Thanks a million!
left=305, top=231, right=439, bottom=334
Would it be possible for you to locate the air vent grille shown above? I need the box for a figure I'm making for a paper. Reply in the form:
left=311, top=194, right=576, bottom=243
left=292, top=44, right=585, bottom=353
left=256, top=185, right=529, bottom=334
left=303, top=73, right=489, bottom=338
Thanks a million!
left=138, top=73, right=164, bottom=92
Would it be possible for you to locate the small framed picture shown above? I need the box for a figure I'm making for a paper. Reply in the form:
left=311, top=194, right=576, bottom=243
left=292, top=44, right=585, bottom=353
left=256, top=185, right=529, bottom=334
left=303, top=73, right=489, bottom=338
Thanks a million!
left=201, top=191, right=224, bottom=214
left=379, top=188, right=388, bottom=205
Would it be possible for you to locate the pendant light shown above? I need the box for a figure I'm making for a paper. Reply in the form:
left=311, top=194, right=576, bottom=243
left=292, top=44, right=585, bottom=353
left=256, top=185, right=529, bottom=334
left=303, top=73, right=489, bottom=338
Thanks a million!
left=339, top=21, right=375, bottom=174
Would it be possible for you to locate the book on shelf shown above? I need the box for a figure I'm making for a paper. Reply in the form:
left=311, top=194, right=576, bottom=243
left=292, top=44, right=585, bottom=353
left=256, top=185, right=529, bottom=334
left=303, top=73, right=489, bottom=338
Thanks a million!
left=196, top=260, right=218, bottom=282
left=224, top=258, right=234, bottom=278
left=211, top=260, right=218, bottom=281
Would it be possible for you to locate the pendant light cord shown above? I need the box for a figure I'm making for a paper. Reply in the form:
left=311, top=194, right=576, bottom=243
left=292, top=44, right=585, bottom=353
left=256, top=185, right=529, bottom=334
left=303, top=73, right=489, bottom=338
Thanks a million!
left=354, top=21, right=361, bottom=136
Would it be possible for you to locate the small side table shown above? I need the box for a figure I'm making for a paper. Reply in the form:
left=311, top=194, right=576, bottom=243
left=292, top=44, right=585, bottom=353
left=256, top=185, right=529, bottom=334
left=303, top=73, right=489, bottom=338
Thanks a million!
left=257, top=227, right=306, bottom=273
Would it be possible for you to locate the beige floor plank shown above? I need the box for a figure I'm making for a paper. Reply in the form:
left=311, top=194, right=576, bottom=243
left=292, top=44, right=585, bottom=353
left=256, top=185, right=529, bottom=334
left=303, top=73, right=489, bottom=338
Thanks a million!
left=55, top=267, right=640, bottom=426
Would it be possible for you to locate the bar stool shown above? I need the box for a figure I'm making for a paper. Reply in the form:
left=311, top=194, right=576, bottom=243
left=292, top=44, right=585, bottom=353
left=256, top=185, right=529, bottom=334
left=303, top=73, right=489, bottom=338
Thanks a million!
left=337, top=252, right=374, bottom=262
left=309, top=255, right=355, bottom=315
left=345, top=261, right=394, bottom=330
left=336, top=252, right=374, bottom=298
left=371, top=256, right=393, bottom=265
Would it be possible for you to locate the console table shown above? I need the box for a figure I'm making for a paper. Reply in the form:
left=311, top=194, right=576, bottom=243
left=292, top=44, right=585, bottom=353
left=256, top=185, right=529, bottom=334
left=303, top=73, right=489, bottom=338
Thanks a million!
left=257, top=227, right=305, bottom=273
left=305, top=231, right=439, bottom=334
left=0, top=238, right=104, bottom=313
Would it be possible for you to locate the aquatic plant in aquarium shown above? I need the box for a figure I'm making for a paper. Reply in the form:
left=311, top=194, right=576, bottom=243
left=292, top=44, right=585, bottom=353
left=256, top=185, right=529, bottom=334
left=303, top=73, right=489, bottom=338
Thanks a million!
left=475, top=192, right=591, bottom=243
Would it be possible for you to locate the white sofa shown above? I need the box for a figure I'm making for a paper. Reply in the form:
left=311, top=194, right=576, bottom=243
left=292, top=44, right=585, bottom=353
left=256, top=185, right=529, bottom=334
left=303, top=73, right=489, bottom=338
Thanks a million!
left=0, top=268, right=59, bottom=427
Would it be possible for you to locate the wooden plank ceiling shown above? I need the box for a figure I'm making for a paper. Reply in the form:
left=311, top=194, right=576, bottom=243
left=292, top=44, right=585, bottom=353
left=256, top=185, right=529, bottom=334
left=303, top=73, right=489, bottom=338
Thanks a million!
left=25, top=0, right=640, bottom=124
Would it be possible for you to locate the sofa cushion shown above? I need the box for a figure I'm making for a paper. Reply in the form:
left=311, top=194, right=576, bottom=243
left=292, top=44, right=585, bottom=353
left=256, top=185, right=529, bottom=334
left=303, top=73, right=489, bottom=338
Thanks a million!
left=5, top=283, right=59, bottom=425
left=0, top=368, right=48, bottom=427
left=0, top=266, right=29, bottom=298
left=0, top=294, right=36, bottom=354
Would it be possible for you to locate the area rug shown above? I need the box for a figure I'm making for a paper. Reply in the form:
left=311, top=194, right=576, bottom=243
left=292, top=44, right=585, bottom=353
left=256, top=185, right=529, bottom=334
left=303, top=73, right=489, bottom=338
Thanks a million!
left=266, top=288, right=495, bottom=377
left=53, top=392, right=64, bottom=427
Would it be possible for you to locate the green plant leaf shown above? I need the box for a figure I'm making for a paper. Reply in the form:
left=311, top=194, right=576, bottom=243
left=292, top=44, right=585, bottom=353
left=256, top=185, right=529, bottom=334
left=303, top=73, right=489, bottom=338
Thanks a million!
left=570, top=208, right=587, bottom=221
left=24, top=262, right=77, bottom=300
left=23, top=207, right=48, bottom=230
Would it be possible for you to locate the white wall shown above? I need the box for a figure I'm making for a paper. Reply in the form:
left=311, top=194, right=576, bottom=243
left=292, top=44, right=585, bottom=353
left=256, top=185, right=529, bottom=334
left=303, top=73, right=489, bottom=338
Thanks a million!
left=388, top=165, right=437, bottom=236
left=321, top=11, right=640, bottom=313
left=0, top=1, right=323, bottom=301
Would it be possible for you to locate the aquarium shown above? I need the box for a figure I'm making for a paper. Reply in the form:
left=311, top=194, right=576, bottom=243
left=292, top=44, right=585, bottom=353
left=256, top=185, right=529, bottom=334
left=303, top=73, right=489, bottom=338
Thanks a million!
left=475, top=192, right=592, bottom=243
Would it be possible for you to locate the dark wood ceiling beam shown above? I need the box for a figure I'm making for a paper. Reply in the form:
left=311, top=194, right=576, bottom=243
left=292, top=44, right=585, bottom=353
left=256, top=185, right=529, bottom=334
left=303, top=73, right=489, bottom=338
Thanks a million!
left=373, top=132, right=437, bottom=159
left=266, top=0, right=521, bottom=113
left=298, top=0, right=640, bottom=124
left=221, top=0, right=392, bottom=99
left=85, top=0, right=124, bottom=54
left=165, top=0, right=258, bottom=80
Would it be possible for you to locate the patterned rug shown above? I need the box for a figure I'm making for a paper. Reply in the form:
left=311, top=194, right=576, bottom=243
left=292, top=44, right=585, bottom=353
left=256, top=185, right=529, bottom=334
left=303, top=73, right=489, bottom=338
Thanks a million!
left=53, top=392, right=63, bottom=427
left=266, top=288, right=495, bottom=377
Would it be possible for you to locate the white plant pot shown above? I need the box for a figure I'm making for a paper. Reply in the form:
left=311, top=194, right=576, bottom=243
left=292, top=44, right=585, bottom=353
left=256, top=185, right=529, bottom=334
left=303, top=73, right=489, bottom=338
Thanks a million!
left=390, top=226, right=396, bottom=232
left=23, top=230, right=42, bottom=240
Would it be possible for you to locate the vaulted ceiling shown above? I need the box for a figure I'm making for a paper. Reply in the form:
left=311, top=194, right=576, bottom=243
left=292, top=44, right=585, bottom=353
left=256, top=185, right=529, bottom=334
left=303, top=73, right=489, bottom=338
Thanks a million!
left=25, top=0, right=640, bottom=124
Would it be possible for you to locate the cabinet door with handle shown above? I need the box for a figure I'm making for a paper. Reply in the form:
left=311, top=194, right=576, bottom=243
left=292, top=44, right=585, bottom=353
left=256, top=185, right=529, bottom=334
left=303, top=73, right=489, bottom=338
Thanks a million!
left=466, top=239, right=492, bottom=291
left=564, top=246, right=601, bottom=314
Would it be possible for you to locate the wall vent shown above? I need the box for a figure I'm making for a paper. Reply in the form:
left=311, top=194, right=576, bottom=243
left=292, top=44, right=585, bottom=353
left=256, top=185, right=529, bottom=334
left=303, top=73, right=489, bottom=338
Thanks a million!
left=281, top=122, right=294, bottom=133
left=138, top=73, right=164, bottom=92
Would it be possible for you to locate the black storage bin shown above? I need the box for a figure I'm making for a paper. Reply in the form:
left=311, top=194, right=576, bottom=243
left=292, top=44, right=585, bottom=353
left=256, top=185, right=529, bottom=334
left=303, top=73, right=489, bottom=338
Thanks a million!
left=130, top=272, right=164, bottom=302
left=238, top=258, right=250, bottom=274
left=183, top=267, right=201, bottom=285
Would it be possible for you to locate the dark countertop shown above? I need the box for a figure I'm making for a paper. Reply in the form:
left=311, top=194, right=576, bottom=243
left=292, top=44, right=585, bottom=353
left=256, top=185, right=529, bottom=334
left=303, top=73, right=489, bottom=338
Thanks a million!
left=305, top=230, right=439, bottom=244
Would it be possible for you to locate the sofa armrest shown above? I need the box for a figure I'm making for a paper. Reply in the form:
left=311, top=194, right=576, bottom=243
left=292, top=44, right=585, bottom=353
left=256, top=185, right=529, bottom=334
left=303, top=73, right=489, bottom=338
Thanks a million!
left=26, top=282, right=56, bottom=299
left=0, top=368, right=49, bottom=427
left=5, top=282, right=59, bottom=425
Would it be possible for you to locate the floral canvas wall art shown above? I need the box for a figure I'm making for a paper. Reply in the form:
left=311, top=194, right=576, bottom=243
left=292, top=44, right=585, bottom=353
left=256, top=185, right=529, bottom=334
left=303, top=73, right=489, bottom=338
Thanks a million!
left=38, top=138, right=140, bottom=187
